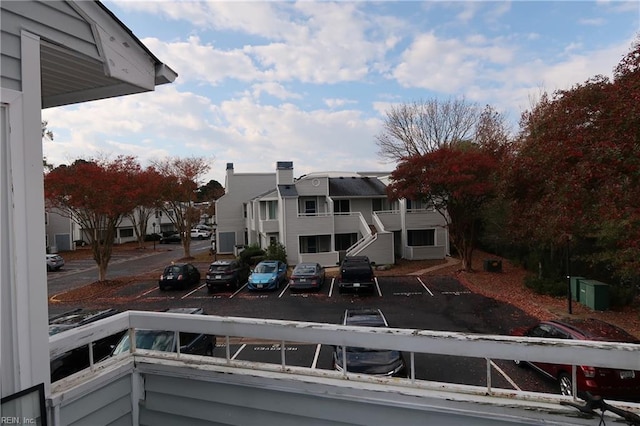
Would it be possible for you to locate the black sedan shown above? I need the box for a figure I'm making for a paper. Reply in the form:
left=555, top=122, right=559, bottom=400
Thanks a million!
left=333, top=308, right=407, bottom=377
left=289, top=262, right=325, bottom=291
left=158, top=263, right=200, bottom=290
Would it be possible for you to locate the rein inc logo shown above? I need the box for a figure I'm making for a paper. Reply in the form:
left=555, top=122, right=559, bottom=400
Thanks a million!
left=1, top=418, right=36, bottom=424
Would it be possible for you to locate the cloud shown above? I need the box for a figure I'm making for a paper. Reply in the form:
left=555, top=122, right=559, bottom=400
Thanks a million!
left=44, top=85, right=385, bottom=184
left=126, top=2, right=402, bottom=85
left=393, top=32, right=514, bottom=92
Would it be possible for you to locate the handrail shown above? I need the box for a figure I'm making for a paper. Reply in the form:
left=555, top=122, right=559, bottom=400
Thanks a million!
left=50, top=310, right=640, bottom=398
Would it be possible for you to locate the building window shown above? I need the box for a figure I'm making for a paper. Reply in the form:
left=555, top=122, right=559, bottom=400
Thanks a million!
left=334, top=199, right=350, bottom=214
left=335, top=233, right=358, bottom=251
left=267, top=200, right=278, bottom=220
left=407, top=229, right=435, bottom=246
left=119, top=228, right=134, bottom=238
left=299, top=235, right=331, bottom=253
left=373, top=198, right=399, bottom=212
left=304, top=199, right=316, bottom=215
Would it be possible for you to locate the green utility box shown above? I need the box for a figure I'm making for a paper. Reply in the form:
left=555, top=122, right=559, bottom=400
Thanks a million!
left=579, top=279, right=609, bottom=311
left=570, top=276, right=585, bottom=301
left=483, top=259, right=502, bottom=273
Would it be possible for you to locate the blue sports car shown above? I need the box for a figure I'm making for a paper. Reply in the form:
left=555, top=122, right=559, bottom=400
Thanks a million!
left=247, top=260, right=288, bottom=291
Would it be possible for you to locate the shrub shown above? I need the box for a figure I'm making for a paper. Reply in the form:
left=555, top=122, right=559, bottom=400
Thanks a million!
left=265, top=242, right=287, bottom=264
left=238, top=244, right=265, bottom=267
left=524, top=275, right=567, bottom=297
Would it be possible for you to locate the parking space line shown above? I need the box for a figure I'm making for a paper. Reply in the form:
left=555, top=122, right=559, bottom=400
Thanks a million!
left=311, top=344, right=321, bottom=369
left=231, top=344, right=246, bottom=360
left=416, top=277, right=434, bottom=296
left=328, top=278, right=335, bottom=297
left=139, top=286, right=158, bottom=297
left=278, top=283, right=289, bottom=298
left=229, top=284, right=247, bottom=299
left=490, top=360, right=521, bottom=391
left=374, top=277, right=382, bottom=297
left=181, top=283, right=207, bottom=299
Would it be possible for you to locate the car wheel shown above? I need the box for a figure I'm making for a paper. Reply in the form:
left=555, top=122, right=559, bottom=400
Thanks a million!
left=47, top=264, right=52, bottom=272
left=514, top=360, right=526, bottom=368
left=234, top=277, right=240, bottom=290
left=338, top=286, right=344, bottom=294
left=558, top=373, right=573, bottom=396
left=159, top=284, right=165, bottom=291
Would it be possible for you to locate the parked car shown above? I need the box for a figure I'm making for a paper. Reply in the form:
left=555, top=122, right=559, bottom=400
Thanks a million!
left=159, top=233, right=181, bottom=244
left=336, top=256, right=375, bottom=294
left=110, top=307, right=215, bottom=357
left=49, top=308, right=125, bottom=381
left=247, top=260, right=287, bottom=291
left=511, top=318, right=640, bottom=401
left=73, top=239, right=88, bottom=247
left=333, top=308, right=406, bottom=377
left=158, top=263, right=201, bottom=290
left=289, top=263, right=325, bottom=291
left=206, top=260, right=249, bottom=292
left=144, top=233, right=162, bottom=242
left=46, top=253, right=65, bottom=271
left=190, top=228, right=211, bottom=240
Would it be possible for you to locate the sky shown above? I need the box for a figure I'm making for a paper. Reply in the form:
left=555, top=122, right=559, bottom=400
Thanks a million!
left=42, top=0, right=640, bottom=186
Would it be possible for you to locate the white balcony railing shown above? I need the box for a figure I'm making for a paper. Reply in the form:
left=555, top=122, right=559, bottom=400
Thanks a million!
left=51, top=310, right=640, bottom=398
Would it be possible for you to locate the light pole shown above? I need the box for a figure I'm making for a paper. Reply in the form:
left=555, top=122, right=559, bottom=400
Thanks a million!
left=211, top=220, right=217, bottom=261
left=566, top=234, right=572, bottom=315
left=152, top=222, right=156, bottom=250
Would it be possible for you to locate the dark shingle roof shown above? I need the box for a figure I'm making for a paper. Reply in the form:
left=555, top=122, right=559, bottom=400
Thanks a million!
left=278, top=184, right=298, bottom=197
left=328, top=177, right=386, bottom=198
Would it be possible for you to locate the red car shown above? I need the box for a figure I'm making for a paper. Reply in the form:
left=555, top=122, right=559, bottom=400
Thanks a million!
left=511, top=318, right=640, bottom=401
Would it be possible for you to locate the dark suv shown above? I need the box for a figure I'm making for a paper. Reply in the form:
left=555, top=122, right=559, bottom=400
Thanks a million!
left=511, top=318, right=640, bottom=401
left=49, top=308, right=126, bottom=381
left=337, top=256, right=376, bottom=294
left=205, top=260, right=249, bottom=292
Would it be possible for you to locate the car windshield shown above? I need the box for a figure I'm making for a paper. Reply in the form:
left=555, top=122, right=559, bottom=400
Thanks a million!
left=209, top=264, right=230, bottom=272
left=164, top=265, right=183, bottom=275
left=112, top=330, right=175, bottom=355
left=255, top=263, right=276, bottom=273
left=293, top=265, right=316, bottom=275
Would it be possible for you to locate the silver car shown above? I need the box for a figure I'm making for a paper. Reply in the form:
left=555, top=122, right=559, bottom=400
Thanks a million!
left=46, top=254, right=65, bottom=271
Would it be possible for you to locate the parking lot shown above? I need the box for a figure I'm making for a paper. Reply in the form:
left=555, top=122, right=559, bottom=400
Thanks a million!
left=48, top=248, right=559, bottom=397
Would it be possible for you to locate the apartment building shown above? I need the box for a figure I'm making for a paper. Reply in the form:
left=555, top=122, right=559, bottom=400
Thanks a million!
left=215, top=161, right=449, bottom=266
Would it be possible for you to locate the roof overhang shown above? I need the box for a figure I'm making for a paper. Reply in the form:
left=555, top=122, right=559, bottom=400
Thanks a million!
left=41, top=1, right=177, bottom=108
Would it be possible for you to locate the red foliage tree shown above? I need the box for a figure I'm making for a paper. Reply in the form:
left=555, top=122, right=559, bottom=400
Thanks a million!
left=125, top=166, right=166, bottom=248
left=44, top=156, right=142, bottom=281
left=153, top=157, right=211, bottom=258
left=507, top=36, right=640, bottom=278
left=388, top=146, right=500, bottom=271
